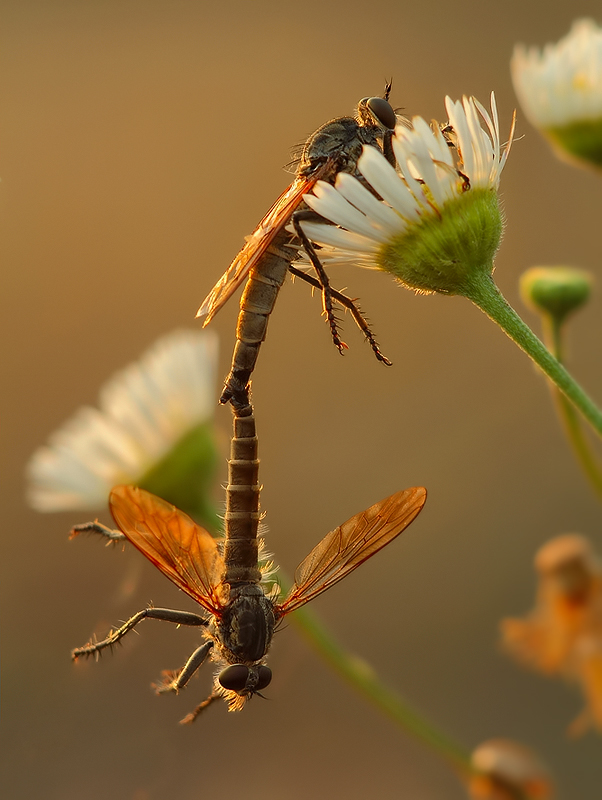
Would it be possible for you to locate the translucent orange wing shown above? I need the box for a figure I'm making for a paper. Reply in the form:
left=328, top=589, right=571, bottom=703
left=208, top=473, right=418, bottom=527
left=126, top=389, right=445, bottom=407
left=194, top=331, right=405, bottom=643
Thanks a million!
left=276, top=487, right=427, bottom=617
left=109, top=485, right=226, bottom=616
left=196, top=161, right=332, bottom=324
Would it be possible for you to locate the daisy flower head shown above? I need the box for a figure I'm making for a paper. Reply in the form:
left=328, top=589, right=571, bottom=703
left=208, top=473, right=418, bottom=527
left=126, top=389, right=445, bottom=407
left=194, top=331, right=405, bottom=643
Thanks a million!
left=297, top=94, right=602, bottom=446
left=512, top=19, right=602, bottom=169
left=27, top=330, right=219, bottom=521
left=468, top=739, right=552, bottom=800
left=300, top=94, right=514, bottom=298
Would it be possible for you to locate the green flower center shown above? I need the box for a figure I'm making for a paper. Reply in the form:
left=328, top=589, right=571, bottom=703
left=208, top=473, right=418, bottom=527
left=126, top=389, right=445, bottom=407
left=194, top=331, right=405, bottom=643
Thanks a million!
left=139, top=422, right=219, bottom=529
left=546, top=118, right=602, bottom=168
left=377, top=188, right=503, bottom=295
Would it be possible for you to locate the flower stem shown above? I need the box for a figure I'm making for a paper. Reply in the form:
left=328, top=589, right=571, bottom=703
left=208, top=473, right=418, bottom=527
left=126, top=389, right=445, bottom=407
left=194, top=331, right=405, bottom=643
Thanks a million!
left=462, top=275, right=602, bottom=438
left=541, top=316, right=602, bottom=498
left=278, top=574, right=471, bottom=777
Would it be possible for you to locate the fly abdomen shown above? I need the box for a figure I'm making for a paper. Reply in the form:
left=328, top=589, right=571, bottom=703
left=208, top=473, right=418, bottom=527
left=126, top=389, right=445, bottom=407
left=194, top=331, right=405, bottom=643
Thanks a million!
left=220, top=232, right=298, bottom=404
left=224, top=402, right=262, bottom=586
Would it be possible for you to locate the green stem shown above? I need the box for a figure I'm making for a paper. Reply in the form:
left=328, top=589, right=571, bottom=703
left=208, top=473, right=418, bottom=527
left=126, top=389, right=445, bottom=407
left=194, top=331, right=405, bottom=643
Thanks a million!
left=277, top=573, right=471, bottom=778
left=541, top=316, right=602, bottom=498
left=462, top=275, right=602, bottom=438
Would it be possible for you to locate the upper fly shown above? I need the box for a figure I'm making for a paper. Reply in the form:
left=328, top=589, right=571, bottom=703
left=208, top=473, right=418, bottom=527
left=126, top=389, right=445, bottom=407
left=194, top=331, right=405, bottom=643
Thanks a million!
left=197, top=85, right=399, bottom=406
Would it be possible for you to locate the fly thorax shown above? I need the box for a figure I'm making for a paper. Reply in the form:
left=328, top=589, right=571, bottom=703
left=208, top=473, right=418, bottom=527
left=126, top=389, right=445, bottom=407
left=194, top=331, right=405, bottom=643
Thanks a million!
left=217, top=585, right=276, bottom=663
left=357, top=125, right=385, bottom=150
left=300, top=117, right=363, bottom=179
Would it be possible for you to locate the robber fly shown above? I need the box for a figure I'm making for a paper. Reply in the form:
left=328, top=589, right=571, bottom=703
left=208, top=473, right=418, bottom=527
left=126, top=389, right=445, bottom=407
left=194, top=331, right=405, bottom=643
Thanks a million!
left=72, top=399, right=426, bottom=722
left=197, top=85, right=399, bottom=406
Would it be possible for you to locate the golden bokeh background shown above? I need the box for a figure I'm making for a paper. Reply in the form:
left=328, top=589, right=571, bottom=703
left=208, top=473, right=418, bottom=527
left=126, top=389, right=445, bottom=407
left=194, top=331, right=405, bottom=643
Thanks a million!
left=3, top=1, right=602, bottom=797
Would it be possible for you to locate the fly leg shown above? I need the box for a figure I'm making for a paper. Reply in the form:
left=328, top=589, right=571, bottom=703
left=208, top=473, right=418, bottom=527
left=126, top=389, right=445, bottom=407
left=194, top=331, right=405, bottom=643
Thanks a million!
left=289, top=265, right=392, bottom=365
left=381, top=80, right=397, bottom=168
left=71, top=608, right=209, bottom=660
left=69, top=520, right=125, bottom=544
left=154, top=641, right=221, bottom=724
left=179, top=691, right=221, bottom=724
left=153, top=641, right=214, bottom=695
left=292, top=210, right=348, bottom=356
left=383, top=127, right=396, bottom=167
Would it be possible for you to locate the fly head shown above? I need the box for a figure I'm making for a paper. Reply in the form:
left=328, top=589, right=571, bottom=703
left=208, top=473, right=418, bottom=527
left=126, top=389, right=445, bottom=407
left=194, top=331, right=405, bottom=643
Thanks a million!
left=218, top=663, right=272, bottom=696
left=356, top=95, right=397, bottom=133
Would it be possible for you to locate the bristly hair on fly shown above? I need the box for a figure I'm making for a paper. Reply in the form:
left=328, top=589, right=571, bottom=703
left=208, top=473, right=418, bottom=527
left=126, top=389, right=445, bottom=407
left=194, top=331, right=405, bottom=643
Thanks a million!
left=257, top=521, right=280, bottom=598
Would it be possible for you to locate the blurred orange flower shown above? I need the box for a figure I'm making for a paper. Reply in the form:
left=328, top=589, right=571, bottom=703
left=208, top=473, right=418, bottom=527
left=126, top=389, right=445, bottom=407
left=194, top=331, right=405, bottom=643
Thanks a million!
left=501, top=535, right=602, bottom=735
left=468, top=739, right=552, bottom=800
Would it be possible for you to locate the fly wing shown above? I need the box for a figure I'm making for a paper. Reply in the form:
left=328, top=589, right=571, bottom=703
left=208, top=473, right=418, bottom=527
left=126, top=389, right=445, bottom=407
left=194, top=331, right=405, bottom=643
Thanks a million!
left=276, top=487, right=426, bottom=616
left=109, top=485, right=226, bottom=616
left=196, top=163, right=331, bottom=324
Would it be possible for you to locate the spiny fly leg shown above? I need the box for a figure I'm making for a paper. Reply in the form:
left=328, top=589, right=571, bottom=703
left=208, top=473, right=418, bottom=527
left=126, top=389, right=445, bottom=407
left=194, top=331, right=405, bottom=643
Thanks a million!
left=179, top=692, right=221, bottom=725
left=72, top=607, right=208, bottom=660
left=69, top=520, right=126, bottom=544
left=289, top=266, right=392, bottom=366
left=153, top=641, right=214, bottom=695
left=292, top=210, right=348, bottom=356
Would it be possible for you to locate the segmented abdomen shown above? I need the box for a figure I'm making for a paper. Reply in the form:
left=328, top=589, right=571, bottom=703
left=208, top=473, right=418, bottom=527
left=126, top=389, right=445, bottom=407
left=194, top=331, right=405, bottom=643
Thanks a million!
left=220, top=229, right=298, bottom=404
left=223, top=403, right=262, bottom=586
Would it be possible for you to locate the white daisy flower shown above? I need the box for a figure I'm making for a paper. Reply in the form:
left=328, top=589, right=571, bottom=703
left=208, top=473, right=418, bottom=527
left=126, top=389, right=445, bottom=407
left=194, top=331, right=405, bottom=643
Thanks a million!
left=512, top=19, right=602, bottom=168
left=297, top=95, right=602, bottom=443
left=27, top=329, right=218, bottom=515
left=300, top=94, right=514, bottom=296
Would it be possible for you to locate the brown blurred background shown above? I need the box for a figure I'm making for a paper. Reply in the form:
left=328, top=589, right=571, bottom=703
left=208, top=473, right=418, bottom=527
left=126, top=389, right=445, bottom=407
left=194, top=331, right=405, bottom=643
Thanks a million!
left=3, top=1, right=602, bottom=798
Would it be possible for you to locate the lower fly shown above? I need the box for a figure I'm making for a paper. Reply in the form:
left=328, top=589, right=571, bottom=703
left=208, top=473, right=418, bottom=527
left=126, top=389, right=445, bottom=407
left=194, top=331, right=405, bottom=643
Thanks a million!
left=71, top=396, right=426, bottom=720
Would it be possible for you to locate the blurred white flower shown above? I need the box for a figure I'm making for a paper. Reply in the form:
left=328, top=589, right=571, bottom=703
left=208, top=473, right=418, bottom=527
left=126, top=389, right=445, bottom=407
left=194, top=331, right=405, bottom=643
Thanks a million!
left=27, top=330, right=218, bottom=513
left=299, top=94, right=514, bottom=296
left=468, top=739, right=552, bottom=800
left=512, top=20, right=602, bottom=168
left=512, top=20, right=602, bottom=128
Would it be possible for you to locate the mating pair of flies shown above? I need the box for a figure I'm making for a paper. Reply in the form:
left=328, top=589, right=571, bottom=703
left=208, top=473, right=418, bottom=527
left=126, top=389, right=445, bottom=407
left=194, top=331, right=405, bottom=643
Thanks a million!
left=72, top=86, right=428, bottom=721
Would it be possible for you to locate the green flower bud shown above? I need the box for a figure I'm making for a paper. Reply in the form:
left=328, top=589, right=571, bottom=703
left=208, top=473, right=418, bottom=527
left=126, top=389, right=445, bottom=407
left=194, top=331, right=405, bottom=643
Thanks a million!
left=520, top=266, right=593, bottom=323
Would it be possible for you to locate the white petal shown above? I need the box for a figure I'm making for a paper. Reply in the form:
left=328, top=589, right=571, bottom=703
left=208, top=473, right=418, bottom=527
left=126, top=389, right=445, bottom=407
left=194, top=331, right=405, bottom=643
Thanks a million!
left=404, top=119, right=449, bottom=208
left=446, top=97, right=476, bottom=181
left=392, top=140, right=430, bottom=209
left=334, top=172, right=403, bottom=235
left=358, top=146, right=420, bottom=221
left=304, top=182, right=388, bottom=243
left=300, top=220, right=382, bottom=254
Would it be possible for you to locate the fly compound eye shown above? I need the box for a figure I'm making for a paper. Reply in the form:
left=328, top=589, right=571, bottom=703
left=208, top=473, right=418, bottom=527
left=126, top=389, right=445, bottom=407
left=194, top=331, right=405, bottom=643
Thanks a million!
left=256, top=665, right=272, bottom=691
left=218, top=664, right=250, bottom=692
left=366, top=97, right=396, bottom=130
